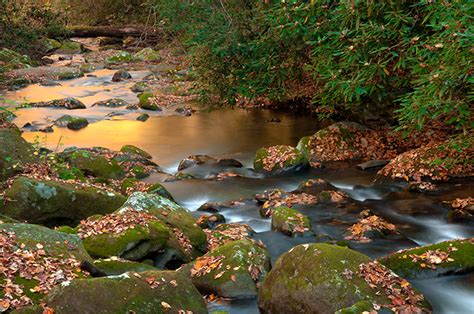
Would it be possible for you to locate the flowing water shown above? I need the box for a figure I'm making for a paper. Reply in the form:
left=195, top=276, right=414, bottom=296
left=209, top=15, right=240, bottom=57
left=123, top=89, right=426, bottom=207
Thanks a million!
left=1, top=55, right=473, bottom=314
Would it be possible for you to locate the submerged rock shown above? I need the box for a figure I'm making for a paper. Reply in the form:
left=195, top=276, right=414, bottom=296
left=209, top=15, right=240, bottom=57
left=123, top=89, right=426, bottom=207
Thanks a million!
left=254, top=145, right=308, bottom=173
left=178, top=155, right=243, bottom=171
left=44, top=271, right=207, bottom=314
left=1, top=176, right=126, bottom=226
left=111, top=69, right=132, bottom=82
left=136, top=113, right=150, bottom=121
left=258, top=243, right=430, bottom=313
left=92, top=98, right=130, bottom=108
left=0, top=127, right=39, bottom=180
left=180, top=239, right=270, bottom=299
left=380, top=238, right=474, bottom=279
left=27, top=98, right=86, bottom=110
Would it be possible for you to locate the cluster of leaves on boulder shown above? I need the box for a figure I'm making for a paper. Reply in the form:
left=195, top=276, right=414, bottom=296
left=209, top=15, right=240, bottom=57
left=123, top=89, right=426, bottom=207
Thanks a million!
left=345, top=210, right=397, bottom=243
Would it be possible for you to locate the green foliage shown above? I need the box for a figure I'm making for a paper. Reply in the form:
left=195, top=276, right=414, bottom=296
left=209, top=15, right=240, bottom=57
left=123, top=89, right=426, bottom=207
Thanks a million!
left=0, top=1, right=68, bottom=59
left=153, top=0, right=472, bottom=134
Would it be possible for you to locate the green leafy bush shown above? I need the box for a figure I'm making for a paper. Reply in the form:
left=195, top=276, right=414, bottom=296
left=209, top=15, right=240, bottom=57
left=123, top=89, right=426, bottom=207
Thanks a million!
left=153, top=0, right=472, bottom=134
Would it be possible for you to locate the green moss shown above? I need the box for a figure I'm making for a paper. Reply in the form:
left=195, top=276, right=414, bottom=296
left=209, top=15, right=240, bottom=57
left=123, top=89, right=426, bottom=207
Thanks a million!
left=254, top=145, right=308, bottom=173
left=138, top=92, right=161, bottom=111
left=133, top=48, right=161, bottom=62
left=93, top=259, right=157, bottom=276
left=271, top=206, right=312, bottom=237
left=2, top=177, right=126, bottom=226
left=0, top=127, right=39, bottom=180
left=57, top=41, right=84, bottom=54
left=258, top=243, right=390, bottom=313
left=69, top=150, right=124, bottom=179
left=379, top=239, right=474, bottom=279
left=121, top=145, right=152, bottom=159
left=181, top=239, right=270, bottom=298
left=83, top=221, right=170, bottom=259
left=106, top=51, right=133, bottom=64
left=44, top=271, right=207, bottom=313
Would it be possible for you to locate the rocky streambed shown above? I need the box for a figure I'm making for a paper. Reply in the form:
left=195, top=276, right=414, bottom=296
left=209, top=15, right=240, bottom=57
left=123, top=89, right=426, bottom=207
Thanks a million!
left=0, top=38, right=473, bottom=313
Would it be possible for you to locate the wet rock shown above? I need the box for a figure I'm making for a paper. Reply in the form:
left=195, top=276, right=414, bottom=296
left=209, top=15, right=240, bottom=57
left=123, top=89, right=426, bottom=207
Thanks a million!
left=92, top=98, right=130, bottom=107
left=197, top=213, right=226, bottom=229
left=6, top=66, right=83, bottom=83
left=93, top=259, right=156, bottom=276
left=178, top=155, right=243, bottom=171
left=112, top=69, right=132, bottom=82
left=120, top=144, right=152, bottom=159
left=65, top=149, right=124, bottom=179
left=40, top=80, right=61, bottom=87
left=271, top=206, right=312, bottom=237
left=138, top=92, right=161, bottom=111
left=316, top=190, right=349, bottom=204
left=197, top=202, right=227, bottom=213
left=133, top=47, right=161, bottom=62
left=28, top=98, right=86, bottom=110
left=39, top=125, right=54, bottom=133
left=44, top=271, right=207, bottom=314
left=106, top=50, right=133, bottom=64
left=164, top=172, right=195, bottom=182
left=175, top=107, right=193, bottom=116
left=0, top=126, right=39, bottom=180
left=130, top=81, right=150, bottom=93
left=254, top=145, right=308, bottom=173
left=258, top=243, right=420, bottom=313
left=292, top=178, right=335, bottom=195
left=357, top=159, right=390, bottom=170
left=180, top=239, right=270, bottom=299
left=66, top=117, right=89, bottom=130
left=1, top=176, right=126, bottom=226
left=136, top=113, right=150, bottom=121
left=379, top=239, right=474, bottom=279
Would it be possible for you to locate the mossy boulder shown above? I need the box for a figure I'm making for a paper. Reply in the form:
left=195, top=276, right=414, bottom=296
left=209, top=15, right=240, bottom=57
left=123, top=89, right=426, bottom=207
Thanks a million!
left=0, top=223, right=92, bottom=308
left=271, top=206, right=312, bottom=237
left=0, top=127, right=39, bottom=180
left=92, top=98, right=130, bottom=108
left=138, top=92, right=161, bottom=111
left=57, top=41, right=84, bottom=54
left=93, top=259, right=156, bottom=276
left=120, top=192, right=207, bottom=255
left=81, top=218, right=170, bottom=260
left=254, top=145, right=308, bottom=173
left=44, top=271, right=207, bottom=314
left=66, top=149, right=125, bottom=179
left=180, top=239, right=270, bottom=299
left=133, top=48, right=161, bottom=62
left=106, top=50, right=133, bottom=64
left=66, top=117, right=89, bottom=130
left=297, top=122, right=368, bottom=163
left=379, top=239, right=474, bottom=279
left=1, top=177, right=126, bottom=226
left=258, top=243, right=388, bottom=313
left=121, top=144, right=152, bottom=159
left=137, top=113, right=150, bottom=121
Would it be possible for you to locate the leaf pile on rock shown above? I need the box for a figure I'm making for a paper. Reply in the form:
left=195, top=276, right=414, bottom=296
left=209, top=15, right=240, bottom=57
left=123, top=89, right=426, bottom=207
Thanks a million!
left=262, top=193, right=317, bottom=215
left=448, top=197, right=474, bottom=218
left=77, top=208, right=159, bottom=238
left=378, top=139, right=473, bottom=182
left=358, top=261, right=429, bottom=313
left=408, top=248, right=456, bottom=270
left=190, top=255, right=224, bottom=278
left=345, top=212, right=397, bottom=242
left=0, top=229, right=86, bottom=311
left=204, top=223, right=255, bottom=251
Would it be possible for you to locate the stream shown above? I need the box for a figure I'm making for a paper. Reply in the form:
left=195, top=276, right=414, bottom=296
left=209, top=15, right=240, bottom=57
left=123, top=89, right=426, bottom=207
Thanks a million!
left=1, top=43, right=473, bottom=314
